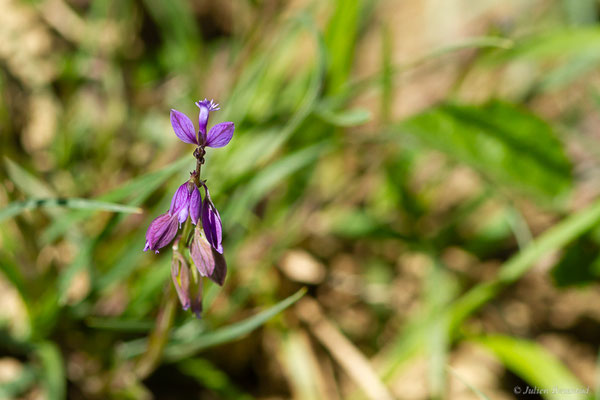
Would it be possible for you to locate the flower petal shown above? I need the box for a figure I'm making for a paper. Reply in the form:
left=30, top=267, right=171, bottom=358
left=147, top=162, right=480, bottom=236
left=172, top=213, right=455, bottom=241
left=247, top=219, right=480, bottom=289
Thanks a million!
left=189, top=186, right=201, bottom=225
left=205, top=122, right=234, bottom=148
left=190, top=227, right=216, bottom=276
left=169, top=182, right=192, bottom=224
left=196, top=102, right=210, bottom=138
left=170, top=109, right=198, bottom=144
left=201, top=185, right=223, bottom=253
left=209, top=251, right=227, bottom=286
left=189, top=227, right=227, bottom=287
left=143, top=213, right=179, bottom=253
left=195, top=99, right=220, bottom=139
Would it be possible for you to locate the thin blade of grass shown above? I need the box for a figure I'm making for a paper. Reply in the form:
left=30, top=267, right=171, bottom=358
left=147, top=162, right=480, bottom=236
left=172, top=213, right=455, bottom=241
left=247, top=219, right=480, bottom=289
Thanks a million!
left=4, top=157, right=55, bottom=197
left=472, top=335, right=586, bottom=400
left=325, top=0, right=360, bottom=93
left=164, top=288, right=306, bottom=362
left=118, top=288, right=306, bottom=361
left=315, top=107, right=371, bottom=127
left=0, top=198, right=141, bottom=223
left=35, top=342, right=65, bottom=400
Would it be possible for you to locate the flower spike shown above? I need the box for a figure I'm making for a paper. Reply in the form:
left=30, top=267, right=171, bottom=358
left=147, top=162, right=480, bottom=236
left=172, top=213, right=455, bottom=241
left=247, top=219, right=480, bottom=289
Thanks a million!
left=145, top=98, right=233, bottom=317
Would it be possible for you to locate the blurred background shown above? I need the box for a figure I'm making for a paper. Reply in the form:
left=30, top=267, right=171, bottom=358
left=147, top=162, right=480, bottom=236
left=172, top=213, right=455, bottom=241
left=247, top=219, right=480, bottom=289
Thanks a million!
left=2, top=0, right=600, bottom=399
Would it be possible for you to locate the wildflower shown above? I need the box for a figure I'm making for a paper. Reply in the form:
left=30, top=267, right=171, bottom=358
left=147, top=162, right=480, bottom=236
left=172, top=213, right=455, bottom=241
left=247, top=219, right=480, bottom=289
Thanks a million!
left=168, top=99, right=231, bottom=256
left=143, top=213, right=178, bottom=254
left=170, top=99, right=234, bottom=148
left=200, top=183, right=223, bottom=253
left=190, top=226, right=227, bottom=286
left=145, top=98, right=234, bottom=317
left=144, top=181, right=201, bottom=253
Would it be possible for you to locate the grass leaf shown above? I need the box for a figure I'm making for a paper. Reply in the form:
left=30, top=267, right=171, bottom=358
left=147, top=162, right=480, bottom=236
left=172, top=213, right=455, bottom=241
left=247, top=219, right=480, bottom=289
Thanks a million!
left=35, top=342, right=65, bottom=400
left=473, top=335, right=587, bottom=400
left=0, top=198, right=141, bottom=223
left=118, top=288, right=306, bottom=361
left=399, top=100, right=572, bottom=203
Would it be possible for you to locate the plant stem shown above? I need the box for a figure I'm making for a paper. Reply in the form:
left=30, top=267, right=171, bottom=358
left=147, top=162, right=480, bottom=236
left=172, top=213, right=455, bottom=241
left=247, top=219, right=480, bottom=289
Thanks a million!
left=134, top=284, right=178, bottom=379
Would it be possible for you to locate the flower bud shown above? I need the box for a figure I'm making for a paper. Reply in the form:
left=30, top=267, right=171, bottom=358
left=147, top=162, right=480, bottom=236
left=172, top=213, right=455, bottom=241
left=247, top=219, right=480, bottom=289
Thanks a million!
left=172, top=250, right=203, bottom=318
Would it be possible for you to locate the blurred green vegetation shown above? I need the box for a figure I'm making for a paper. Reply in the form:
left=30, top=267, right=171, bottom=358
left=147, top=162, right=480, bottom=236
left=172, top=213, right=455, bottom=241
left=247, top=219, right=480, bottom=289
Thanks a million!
left=1, top=0, right=600, bottom=399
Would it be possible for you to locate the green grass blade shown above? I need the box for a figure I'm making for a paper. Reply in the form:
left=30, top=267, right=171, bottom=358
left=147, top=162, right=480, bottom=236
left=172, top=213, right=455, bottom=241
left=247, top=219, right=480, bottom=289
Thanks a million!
left=315, top=107, right=371, bottom=127
left=118, top=288, right=306, bottom=361
left=451, top=197, right=600, bottom=329
left=500, top=27, right=600, bottom=60
left=398, top=100, right=572, bottom=203
left=472, top=335, right=587, bottom=400
left=0, top=198, right=141, bottom=223
left=425, top=259, right=456, bottom=399
left=42, top=157, right=189, bottom=242
left=4, top=157, right=54, bottom=197
left=325, top=0, right=361, bottom=93
left=35, top=342, right=65, bottom=400
left=86, top=318, right=154, bottom=333
left=163, top=288, right=306, bottom=361
left=563, top=0, right=597, bottom=25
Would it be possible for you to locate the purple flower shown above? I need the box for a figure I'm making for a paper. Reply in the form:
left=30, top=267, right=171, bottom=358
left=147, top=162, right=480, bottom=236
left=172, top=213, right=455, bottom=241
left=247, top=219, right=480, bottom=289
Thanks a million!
left=189, top=187, right=201, bottom=225
left=169, top=182, right=191, bottom=225
left=170, top=99, right=234, bottom=148
left=195, top=99, right=220, bottom=137
left=190, top=227, right=227, bottom=286
left=201, top=183, right=223, bottom=254
left=170, top=181, right=201, bottom=226
left=143, top=181, right=202, bottom=253
left=145, top=99, right=234, bottom=317
left=143, top=213, right=179, bottom=253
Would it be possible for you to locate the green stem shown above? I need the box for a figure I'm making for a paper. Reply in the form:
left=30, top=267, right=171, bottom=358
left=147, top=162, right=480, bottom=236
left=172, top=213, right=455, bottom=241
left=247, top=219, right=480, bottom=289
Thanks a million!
left=132, top=151, right=205, bottom=379
left=134, top=284, right=178, bottom=379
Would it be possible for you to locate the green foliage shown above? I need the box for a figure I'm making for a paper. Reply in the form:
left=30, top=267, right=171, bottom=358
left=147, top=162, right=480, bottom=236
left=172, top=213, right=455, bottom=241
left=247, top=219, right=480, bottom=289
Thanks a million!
left=474, top=335, right=587, bottom=400
left=35, top=342, right=66, bottom=400
left=551, top=234, right=600, bottom=287
left=400, top=100, right=573, bottom=204
left=118, top=288, right=306, bottom=361
left=0, top=198, right=141, bottom=223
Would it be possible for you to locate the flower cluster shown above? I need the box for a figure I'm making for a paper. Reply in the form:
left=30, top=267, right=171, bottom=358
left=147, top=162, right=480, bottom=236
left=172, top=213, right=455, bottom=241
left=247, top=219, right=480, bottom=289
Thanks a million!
left=143, top=99, right=233, bottom=317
